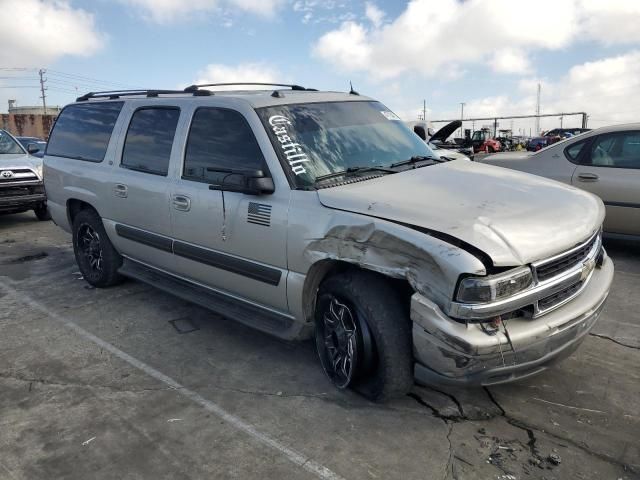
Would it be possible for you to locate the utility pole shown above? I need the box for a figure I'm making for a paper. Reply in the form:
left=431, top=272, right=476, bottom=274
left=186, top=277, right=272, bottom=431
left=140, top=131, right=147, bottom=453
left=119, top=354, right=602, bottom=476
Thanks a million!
left=38, top=69, right=47, bottom=115
left=535, top=83, right=541, bottom=135
left=559, top=115, right=563, bottom=128
left=422, top=99, right=426, bottom=123
left=459, top=102, right=465, bottom=138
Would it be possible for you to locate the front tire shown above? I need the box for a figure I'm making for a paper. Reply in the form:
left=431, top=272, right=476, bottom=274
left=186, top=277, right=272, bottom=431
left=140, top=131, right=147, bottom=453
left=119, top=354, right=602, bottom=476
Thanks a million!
left=72, top=209, right=123, bottom=287
left=34, top=203, right=51, bottom=221
left=315, top=271, right=413, bottom=401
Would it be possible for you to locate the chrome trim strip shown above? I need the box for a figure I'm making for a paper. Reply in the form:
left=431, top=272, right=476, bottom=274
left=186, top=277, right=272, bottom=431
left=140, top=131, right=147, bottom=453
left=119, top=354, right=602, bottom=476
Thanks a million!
left=532, top=230, right=599, bottom=270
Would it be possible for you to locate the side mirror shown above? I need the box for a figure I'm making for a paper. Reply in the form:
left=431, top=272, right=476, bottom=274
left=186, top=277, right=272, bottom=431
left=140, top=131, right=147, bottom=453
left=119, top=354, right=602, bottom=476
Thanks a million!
left=207, top=168, right=275, bottom=195
left=27, top=143, right=40, bottom=154
left=247, top=176, right=275, bottom=195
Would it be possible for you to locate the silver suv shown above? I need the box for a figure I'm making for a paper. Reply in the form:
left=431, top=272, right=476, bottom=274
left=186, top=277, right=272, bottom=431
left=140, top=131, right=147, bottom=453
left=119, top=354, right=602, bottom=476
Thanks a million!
left=44, top=84, right=613, bottom=400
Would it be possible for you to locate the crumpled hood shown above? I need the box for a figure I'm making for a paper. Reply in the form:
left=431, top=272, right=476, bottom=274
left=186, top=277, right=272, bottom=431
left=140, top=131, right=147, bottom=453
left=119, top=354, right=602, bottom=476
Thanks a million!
left=317, top=160, right=604, bottom=266
left=0, top=154, right=42, bottom=177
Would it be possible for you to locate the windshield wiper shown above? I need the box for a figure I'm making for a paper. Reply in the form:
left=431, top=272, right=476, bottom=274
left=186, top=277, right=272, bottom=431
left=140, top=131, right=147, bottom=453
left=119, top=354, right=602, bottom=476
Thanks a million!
left=314, top=165, right=396, bottom=184
left=389, top=155, right=444, bottom=169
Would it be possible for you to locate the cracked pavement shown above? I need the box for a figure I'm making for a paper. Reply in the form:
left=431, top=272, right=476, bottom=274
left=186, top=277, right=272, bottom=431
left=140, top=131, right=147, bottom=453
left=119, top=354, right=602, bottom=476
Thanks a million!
left=1, top=213, right=638, bottom=479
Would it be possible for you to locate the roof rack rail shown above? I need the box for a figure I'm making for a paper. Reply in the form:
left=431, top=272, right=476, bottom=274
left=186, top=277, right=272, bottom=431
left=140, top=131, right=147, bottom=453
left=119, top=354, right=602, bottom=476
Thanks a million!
left=76, top=89, right=212, bottom=102
left=183, top=82, right=316, bottom=92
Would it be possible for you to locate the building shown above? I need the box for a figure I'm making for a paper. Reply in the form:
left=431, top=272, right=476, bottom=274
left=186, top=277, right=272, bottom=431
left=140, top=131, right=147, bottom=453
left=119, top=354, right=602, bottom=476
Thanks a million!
left=2, top=101, right=60, bottom=139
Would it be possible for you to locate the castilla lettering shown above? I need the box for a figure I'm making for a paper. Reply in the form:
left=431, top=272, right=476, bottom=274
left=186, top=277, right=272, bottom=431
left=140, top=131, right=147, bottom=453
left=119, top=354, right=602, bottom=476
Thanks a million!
left=268, top=115, right=309, bottom=176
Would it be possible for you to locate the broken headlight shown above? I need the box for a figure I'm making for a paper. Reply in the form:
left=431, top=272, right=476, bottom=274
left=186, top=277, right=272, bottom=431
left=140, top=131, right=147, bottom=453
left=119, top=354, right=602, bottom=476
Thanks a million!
left=456, top=267, right=533, bottom=304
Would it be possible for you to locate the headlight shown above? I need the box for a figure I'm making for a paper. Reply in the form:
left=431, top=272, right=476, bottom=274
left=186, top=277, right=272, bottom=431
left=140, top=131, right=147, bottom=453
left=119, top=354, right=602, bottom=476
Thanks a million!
left=456, top=267, right=533, bottom=304
left=35, top=164, right=43, bottom=179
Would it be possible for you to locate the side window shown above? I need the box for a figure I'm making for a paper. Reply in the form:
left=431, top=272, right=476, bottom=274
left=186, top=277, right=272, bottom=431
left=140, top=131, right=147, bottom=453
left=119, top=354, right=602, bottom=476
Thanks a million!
left=46, top=102, right=123, bottom=162
left=564, top=139, right=587, bottom=163
left=183, top=108, right=266, bottom=185
left=121, top=107, right=180, bottom=176
left=586, top=132, right=640, bottom=169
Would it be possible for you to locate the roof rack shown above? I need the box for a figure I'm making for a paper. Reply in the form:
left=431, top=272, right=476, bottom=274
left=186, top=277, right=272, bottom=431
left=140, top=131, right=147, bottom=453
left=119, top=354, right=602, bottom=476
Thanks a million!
left=183, top=82, right=316, bottom=92
left=76, top=89, right=212, bottom=102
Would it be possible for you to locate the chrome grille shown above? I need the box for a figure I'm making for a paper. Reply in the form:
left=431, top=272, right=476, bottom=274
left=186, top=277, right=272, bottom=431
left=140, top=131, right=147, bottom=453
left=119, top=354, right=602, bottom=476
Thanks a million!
left=538, top=281, right=583, bottom=312
left=0, top=168, right=39, bottom=183
left=533, top=233, right=599, bottom=283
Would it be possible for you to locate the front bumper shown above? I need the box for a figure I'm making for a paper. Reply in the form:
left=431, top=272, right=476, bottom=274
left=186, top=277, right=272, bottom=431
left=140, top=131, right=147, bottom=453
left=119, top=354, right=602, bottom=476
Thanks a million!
left=0, top=190, right=46, bottom=212
left=411, top=254, right=613, bottom=386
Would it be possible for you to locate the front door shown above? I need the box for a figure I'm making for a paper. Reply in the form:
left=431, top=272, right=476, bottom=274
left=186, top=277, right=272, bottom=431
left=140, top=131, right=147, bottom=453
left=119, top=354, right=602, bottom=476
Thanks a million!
left=572, top=130, right=640, bottom=235
left=170, top=107, right=289, bottom=312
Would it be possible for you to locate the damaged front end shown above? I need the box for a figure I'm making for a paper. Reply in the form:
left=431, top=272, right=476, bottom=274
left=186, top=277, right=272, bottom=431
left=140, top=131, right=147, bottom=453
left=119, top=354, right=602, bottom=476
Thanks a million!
left=411, top=232, right=614, bottom=386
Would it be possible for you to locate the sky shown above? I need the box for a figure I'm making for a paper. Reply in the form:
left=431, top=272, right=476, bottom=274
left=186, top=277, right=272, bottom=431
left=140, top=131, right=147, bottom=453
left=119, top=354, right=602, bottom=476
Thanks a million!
left=2, top=0, right=640, bottom=136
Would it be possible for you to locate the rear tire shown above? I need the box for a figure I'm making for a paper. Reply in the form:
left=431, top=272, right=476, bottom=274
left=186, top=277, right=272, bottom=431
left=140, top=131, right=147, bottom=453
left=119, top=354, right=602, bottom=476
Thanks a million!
left=34, top=203, right=51, bottom=221
left=315, top=270, right=413, bottom=402
left=72, top=209, right=123, bottom=287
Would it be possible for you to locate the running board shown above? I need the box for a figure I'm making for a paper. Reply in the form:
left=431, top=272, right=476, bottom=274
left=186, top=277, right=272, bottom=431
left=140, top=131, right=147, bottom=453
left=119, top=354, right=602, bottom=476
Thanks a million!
left=118, top=258, right=296, bottom=339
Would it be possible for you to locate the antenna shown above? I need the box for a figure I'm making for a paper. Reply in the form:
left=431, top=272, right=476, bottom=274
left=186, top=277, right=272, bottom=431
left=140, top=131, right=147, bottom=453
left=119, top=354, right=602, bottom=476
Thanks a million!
left=349, top=81, right=359, bottom=96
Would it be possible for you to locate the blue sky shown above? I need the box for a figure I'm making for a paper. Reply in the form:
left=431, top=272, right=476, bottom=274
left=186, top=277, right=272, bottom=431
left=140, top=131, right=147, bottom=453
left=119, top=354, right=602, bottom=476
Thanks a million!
left=2, top=0, right=640, bottom=134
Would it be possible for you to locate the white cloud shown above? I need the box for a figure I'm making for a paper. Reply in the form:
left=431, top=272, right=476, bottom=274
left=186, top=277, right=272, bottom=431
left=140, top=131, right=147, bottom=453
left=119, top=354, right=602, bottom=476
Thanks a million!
left=364, top=2, right=384, bottom=28
left=191, top=63, right=282, bottom=90
left=432, top=51, right=640, bottom=133
left=490, top=49, right=532, bottom=75
left=313, top=0, right=640, bottom=80
left=121, top=0, right=285, bottom=23
left=0, top=0, right=104, bottom=67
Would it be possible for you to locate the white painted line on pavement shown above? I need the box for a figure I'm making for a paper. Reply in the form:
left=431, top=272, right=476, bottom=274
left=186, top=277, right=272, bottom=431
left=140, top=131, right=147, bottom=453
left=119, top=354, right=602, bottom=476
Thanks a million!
left=1, top=282, right=345, bottom=480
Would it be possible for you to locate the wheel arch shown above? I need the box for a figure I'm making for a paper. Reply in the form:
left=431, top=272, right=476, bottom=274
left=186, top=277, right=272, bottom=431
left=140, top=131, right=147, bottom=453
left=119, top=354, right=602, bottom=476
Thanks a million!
left=301, top=259, right=414, bottom=326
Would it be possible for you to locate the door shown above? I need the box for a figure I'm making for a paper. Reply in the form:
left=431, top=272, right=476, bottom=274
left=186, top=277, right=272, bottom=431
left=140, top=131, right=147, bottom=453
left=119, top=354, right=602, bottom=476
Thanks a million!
left=572, top=130, right=640, bottom=235
left=170, top=107, right=289, bottom=312
left=107, top=105, right=181, bottom=269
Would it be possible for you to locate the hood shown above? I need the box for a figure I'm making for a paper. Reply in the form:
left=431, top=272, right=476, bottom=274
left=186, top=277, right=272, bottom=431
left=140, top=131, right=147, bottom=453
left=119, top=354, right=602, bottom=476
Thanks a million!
left=0, top=153, right=42, bottom=173
left=432, top=148, right=470, bottom=162
left=479, top=151, right=534, bottom=163
left=430, top=120, right=461, bottom=142
left=317, top=160, right=604, bottom=267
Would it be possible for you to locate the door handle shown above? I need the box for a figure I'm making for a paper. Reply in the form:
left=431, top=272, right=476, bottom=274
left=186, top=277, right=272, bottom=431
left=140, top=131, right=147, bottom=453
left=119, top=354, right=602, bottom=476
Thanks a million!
left=172, top=195, right=191, bottom=211
left=114, top=183, right=128, bottom=197
left=577, top=173, right=599, bottom=182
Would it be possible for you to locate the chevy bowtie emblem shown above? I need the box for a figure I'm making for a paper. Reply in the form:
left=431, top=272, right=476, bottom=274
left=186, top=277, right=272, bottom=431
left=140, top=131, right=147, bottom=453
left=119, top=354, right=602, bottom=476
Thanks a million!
left=1, top=170, right=13, bottom=178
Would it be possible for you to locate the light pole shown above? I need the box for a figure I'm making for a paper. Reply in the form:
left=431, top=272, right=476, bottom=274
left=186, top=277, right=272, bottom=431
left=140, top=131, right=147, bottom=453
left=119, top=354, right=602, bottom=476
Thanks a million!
left=459, top=102, right=465, bottom=138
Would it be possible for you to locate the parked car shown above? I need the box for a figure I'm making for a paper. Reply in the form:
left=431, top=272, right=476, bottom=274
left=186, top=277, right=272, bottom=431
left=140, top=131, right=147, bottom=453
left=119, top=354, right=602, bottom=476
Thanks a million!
left=480, top=123, right=640, bottom=236
left=44, top=85, right=612, bottom=399
left=16, top=136, right=47, bottom=158
left=0, top=129, right=49, bottom=220
left=526, top=137, right=550, bottom=151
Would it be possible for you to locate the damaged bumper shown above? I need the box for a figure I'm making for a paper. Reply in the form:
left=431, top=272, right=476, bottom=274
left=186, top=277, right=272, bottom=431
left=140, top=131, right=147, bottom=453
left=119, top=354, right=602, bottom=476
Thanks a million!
left=411, top=255, right=613, bottom=386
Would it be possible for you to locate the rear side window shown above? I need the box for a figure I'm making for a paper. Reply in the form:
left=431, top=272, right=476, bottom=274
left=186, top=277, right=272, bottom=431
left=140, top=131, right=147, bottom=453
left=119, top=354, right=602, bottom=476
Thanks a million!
left=564, top=139, right=587, bottom=163
left=183, top=108, right=266, bottom=185
left=121, top=107, right=180, bottom=176
left=46, top=102, right=123, bottom=162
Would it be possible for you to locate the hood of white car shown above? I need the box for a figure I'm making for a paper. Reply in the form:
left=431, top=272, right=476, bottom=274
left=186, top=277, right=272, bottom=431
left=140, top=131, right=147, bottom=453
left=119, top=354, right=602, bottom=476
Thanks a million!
left=317, top=160, right=604, bottom=266
left=0, top=153, right=43, bottom=175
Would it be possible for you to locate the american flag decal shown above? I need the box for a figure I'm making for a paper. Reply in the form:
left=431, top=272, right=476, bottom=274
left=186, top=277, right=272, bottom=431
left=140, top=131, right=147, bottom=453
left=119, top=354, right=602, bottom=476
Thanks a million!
left=247, top=202, right=272, bottom=227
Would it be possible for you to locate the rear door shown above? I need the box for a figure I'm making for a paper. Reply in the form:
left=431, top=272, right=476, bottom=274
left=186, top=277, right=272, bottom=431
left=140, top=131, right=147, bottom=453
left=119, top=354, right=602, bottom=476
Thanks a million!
left=170, top=106, right=289, bottom=312
left=105, top=104, right=182, bottom=270
left=571, top=130, right=640, bottom=235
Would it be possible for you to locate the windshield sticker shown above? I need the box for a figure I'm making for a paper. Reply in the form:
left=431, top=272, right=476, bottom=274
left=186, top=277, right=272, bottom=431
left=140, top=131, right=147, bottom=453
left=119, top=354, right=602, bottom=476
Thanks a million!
left=380, top=110, right=401, bottom=121
left=269, top=115, right=310, bottom=176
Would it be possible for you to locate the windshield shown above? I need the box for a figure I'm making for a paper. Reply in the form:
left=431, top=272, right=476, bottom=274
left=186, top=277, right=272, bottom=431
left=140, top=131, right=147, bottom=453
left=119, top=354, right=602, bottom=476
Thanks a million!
left=256, top=101, right=435, bottom=188
left=0, top=130, right=25, bottom=155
